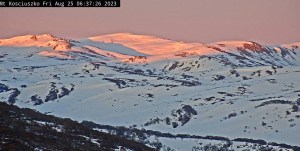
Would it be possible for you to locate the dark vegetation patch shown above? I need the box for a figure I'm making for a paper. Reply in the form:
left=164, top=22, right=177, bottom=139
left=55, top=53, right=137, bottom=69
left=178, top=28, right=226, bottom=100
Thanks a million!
left=180, top=80, right=201, bottom=86
left=0, top=102, right=154, bottom=151
left=249, top=96, right=283, bottom=102
left=7, top=88, right=20, bottom=104
left=227, top=112, right=237, bottom=119
left=0, top=83, right=9, bottom=92
left=30, top=95, right=43, bottom=106
left=0, top=83, right=21, bottom=104
left=45, top=83, right=59, bottom=102
left=213, top=75, right=225, bottom=81
left=83, top=121, right=300, bottom=151
left=144, top=105, right=197, bottom=128
left=230, top=69, right=240, bottom=77
left=255, top=100, right=292, bottom=108
left=45, top=83, right=74, bottom=103
left=103, top=78, right=148, bottom=89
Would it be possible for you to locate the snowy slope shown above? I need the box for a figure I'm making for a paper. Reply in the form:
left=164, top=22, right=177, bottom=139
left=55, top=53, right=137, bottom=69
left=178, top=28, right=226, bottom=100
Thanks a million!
left=0, top=33, right=300, bottom=150
left=0, top=34, right=71, bottom=51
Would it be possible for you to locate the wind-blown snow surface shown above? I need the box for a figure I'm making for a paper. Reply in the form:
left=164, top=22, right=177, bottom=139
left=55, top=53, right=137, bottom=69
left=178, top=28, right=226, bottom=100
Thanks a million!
left=1, top=33, right=300, bottom=149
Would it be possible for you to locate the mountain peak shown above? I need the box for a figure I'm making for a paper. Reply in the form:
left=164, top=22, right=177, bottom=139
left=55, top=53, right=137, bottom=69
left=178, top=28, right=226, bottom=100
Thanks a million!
left=91, top=33, right=174, bottom=43
left=0, top=34, right=70, bottom=51
left=89, top=33, right=205, bottom=55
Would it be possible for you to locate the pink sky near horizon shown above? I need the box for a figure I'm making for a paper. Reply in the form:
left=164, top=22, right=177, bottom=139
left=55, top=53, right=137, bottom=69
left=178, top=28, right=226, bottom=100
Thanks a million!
left=0, top=0, right=299, bottom=45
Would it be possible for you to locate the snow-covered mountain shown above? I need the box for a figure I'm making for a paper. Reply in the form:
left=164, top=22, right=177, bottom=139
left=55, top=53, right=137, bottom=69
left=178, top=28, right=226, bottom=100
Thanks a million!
left=0, top=33, right=300, bottom=150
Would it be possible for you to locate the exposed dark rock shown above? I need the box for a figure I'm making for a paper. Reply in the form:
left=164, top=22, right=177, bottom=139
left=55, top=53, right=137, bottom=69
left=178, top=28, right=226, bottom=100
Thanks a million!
left=126, top=56, right=147, bottom=62
left=174, top=52, right=197, bottom=57
left=238, top=42, right=268, bottom=53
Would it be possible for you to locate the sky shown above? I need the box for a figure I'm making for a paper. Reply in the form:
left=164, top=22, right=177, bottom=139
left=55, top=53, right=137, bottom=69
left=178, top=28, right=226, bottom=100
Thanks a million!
left=0, top=0, right=300, bottom=45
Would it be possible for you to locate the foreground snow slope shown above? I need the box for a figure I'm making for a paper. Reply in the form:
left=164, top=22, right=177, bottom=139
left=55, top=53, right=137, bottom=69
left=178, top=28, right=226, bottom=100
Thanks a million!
left=0, top=33, right=300, bottom=148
